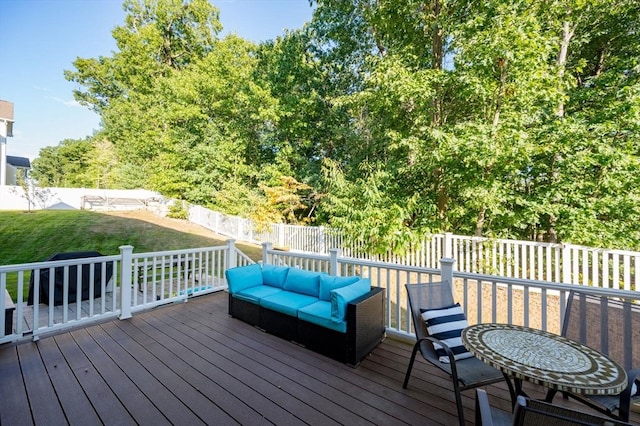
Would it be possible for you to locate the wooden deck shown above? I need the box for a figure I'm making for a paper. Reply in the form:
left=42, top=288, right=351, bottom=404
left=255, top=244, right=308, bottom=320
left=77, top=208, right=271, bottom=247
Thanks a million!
left=1, top=291, right=638, bottom=425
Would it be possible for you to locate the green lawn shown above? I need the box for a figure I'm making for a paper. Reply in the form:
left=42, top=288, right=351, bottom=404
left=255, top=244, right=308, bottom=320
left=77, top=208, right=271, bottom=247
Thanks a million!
left=0, top=210, right=262, bottom=298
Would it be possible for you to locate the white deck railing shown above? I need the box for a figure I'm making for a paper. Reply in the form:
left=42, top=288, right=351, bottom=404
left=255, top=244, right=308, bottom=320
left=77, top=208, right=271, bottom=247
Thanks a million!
left=189, top=205, right=640, bottom=292
left=2, top=240, right=638, bottom=350
left=0, top=240, right=252, bottom=344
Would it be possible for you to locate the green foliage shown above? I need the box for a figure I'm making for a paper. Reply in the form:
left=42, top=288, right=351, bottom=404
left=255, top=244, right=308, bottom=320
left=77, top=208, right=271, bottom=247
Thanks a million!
left=321, top=159, right=426, bottom=255
left=47, top=0, right=640, bottom=254
left=167, top=200, right=189, bottom=219
left=31, top=137, right=95, bottom=187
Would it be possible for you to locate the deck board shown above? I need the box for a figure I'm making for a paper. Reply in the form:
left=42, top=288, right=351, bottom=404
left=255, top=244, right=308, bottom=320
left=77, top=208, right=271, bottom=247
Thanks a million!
left=35, top=337, right=103, bottom=425
left=71, top=326, right=172, bottom=425
left=17, top=342, right=68, bottom=424
left=0, top=345, right=32, bottom=425
left=1, top=291, right=638, bottom=425
left=54, top=332, right=137, bottom=425
left=143, top=303, right=341, bottom=425
left=179, top=296, right=423, bottom=424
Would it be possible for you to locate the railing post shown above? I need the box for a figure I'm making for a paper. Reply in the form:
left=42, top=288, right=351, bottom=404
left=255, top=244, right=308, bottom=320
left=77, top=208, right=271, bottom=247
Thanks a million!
left=119, top=245, right=133, bottom=320
left=278, top=224, right=286, bottom=249
left=329, top=248, right=341, bottom=276
left=262, top=242, right=272, bottom=265
left=237, top=219, right=243, bottom=241
left=440, top=257, right=456, bottom=298
left=248, top=221, right=254, bottom=244
left=562, top=244, right=571, bottom=284
left=227, top=239, right=237, bottom=269
left=319, top=226, right=326, bottom=254
left=444, top=232, right=453, bottom=259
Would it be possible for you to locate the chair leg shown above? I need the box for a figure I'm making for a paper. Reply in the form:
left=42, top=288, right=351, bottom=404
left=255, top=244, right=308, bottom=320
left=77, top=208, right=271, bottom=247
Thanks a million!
left=503, top=374, right=517, bottom=409
left=403, top=341, right=421, bottom=389
left=454, top=385, right=465, bottom=426
left=619, top=397, right=630, bottom=423
left=475, top=392, right=482, bottom=426
left=544, top=388, right=557, bottom=403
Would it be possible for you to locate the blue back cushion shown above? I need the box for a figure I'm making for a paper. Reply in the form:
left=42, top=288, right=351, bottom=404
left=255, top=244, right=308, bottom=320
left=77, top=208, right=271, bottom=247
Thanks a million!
left=318, top=274, right=360, bottom=301
left=225, top=264, right=263, bottom=294
left=282, top=268, right=321, bottom=297
left=330, top=278, right=371, bottom=322
left=262, top=264, right=289, bottom=288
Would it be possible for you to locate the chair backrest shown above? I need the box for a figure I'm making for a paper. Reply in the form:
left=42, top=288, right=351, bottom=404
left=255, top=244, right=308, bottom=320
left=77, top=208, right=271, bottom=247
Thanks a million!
left=515, top=398, right=633, bottom=425
left=561, top=291, right=640, bottom=371
left=406, top=282, right=455, bottom=362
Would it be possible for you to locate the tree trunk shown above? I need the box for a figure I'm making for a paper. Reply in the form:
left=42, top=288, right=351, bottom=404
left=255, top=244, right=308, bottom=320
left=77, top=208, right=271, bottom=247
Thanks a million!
left=547, top=19, right=574, bottom=243
left=492, top=58, right=507, bottom=130
left=429, top=0, right=448, bottom=220
left=556, top=20, right=573, bottom=118
left=475, top=206, right=486, bottom=237
left=431, top=0, right=443, bottom=71
left=475, top=59, right=506, bottom=236
left=430, top=0, right=444, bottom=126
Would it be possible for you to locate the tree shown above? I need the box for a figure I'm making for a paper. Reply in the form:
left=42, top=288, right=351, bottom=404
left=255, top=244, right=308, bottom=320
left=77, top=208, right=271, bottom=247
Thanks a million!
left=57, top=0, right=640, bottom=252
left=12, top=173, right=52, bottom=212
left=65, top=0, right=222, bottom=190
left=312, top=0, right=640, bottom=250
left=31, top=137, right=95, bottom=187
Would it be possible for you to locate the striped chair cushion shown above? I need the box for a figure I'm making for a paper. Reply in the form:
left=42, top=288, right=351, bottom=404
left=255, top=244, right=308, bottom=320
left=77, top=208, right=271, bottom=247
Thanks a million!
left=421, top=303, right=473, bottom=363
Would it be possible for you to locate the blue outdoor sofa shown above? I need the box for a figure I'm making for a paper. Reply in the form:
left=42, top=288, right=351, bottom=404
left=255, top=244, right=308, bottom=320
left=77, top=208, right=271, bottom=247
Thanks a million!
left=225, top=263, right=385, bottom=367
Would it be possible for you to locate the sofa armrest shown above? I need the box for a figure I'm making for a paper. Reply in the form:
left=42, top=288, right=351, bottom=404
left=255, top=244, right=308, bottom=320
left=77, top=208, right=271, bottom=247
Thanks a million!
left=345, top=287, right=385, bottom=365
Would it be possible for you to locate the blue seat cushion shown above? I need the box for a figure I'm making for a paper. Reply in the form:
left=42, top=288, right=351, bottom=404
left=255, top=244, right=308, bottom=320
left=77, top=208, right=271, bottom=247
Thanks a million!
left=282, top=268, right=321, bottom=297
left=262, top=264, right=289, bottom=288
left=260, top=291, right=318, bottom=317
left=298, top=301, right=346, bottom=333
left=225, top=264, right=263, bottom=294
left=318, top=275, right=360, bottom=301
left=234, top=285, right=283, bottom=304
left=330, top=278, right=371, bottom=322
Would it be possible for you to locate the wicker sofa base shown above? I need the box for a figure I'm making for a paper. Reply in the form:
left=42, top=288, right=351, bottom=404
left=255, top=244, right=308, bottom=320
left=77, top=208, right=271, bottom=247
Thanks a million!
left=228, top=287, right=385, bottom=367
left=261, top=307, right=299, bottom=342
left=228, top=296, right=261, bottom=326
left=298, top=319, right=350, bottom=363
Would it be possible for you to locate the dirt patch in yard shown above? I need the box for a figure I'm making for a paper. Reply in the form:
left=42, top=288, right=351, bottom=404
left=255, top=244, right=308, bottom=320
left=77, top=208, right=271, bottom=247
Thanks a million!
left=105, top=209, right=227, bottom=239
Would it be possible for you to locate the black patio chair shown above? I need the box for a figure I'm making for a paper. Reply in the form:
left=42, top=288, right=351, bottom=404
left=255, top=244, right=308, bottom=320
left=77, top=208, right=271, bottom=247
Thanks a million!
left=403, top=282, right=505, bottom=426
left=545, top=290, right=640, bottom=422
left=476, top=388, right=633, bottom=426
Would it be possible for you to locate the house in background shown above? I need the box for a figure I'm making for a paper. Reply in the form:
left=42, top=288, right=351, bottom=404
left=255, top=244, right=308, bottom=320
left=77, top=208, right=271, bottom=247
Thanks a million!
left=0, top=99, right=30, bottom=186
left=6, top=155, right=30, bottom=185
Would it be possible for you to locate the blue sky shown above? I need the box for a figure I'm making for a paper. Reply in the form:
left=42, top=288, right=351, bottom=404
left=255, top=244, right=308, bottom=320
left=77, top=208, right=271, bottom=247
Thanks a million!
left=0, top=0, right=314, bottom=161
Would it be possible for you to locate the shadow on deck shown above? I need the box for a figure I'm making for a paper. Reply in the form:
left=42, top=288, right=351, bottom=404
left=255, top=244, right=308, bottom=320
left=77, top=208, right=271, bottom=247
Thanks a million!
left=1, top=291, right=638, bottom=425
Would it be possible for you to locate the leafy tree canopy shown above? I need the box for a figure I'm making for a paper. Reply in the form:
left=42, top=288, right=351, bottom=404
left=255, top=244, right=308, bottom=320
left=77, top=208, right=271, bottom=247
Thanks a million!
left=32, top=0, right=640, bottom=253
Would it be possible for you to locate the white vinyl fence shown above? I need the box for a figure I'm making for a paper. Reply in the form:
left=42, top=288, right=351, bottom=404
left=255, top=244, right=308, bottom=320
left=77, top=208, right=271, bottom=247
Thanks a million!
left=0, top=185, right=163, bottom=211
left=189, top=205, right=640, bottom=292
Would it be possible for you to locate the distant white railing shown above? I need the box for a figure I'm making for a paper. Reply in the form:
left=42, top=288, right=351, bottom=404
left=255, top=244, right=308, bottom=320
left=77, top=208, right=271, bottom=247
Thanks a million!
left=0, top=240, right=249, bottom=344
left=189, top=205, right=640, bottom=292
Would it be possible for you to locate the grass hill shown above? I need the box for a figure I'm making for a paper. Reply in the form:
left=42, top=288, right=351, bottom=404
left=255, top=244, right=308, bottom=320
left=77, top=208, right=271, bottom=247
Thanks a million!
left=0, top=209, right=262, bottom=266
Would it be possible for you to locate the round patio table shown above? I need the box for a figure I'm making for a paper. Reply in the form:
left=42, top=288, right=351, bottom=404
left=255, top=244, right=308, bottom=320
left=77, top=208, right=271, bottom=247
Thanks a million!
left=461, top=323, right=627, bottom=401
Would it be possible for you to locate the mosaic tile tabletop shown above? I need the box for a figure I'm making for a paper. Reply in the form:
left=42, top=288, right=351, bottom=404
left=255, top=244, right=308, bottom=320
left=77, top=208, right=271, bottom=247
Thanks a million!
left=462, top=323, right=628, bottom=395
